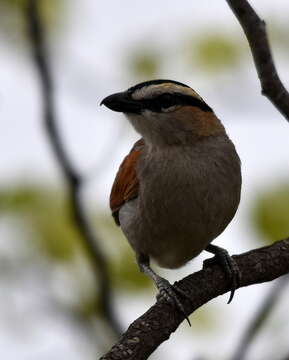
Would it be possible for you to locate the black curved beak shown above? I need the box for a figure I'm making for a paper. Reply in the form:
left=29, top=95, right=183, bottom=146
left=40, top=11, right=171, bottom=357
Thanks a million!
left=100, top=92, right=141, bottom=114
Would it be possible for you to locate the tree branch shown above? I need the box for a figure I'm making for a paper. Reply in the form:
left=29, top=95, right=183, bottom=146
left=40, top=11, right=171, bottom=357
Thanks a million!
left=100, top=238, right=289, bottom=360
left=25, top=0, right=121, bottom=337
left=225, top=0, right=289, bottom=121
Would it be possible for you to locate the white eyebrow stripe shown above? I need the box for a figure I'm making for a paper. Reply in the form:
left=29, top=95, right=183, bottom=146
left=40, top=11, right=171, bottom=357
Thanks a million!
left=131, top=83, right=203, bottom=101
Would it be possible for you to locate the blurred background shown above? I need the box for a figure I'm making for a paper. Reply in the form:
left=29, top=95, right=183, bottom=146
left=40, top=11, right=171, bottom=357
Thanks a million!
left=0, top=0, right=289, bottom=359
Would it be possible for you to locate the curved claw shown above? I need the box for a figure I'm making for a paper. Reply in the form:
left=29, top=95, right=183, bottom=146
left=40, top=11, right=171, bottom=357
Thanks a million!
left=221, top=252, right=240, bottom=304
left=225, top=255, right=240, bottom=304
left=227, top=285, right=235, bottom=304
left=156, top=278, right=191, bottom=326
left=204, top=244, right=240, bottom=304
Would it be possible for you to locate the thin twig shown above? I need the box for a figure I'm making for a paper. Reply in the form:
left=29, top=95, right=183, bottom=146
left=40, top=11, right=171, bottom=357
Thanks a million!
left=225, top=0, right=289, bottom=121
left=100, top=238, right=289, bottom=360
left=224, top=2, right=289, bottom=359
left=25, top=0, right=121, bottom=337
left=232, top=274, right=289, bottom=360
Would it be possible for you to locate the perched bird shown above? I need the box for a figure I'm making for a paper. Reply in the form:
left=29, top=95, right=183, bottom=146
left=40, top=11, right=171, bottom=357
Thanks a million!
left=101, top=79, right=241, bottom=322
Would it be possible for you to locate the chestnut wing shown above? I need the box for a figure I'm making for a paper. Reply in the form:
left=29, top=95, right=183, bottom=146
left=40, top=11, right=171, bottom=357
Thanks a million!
left=110, top=138, right=145, bottom=225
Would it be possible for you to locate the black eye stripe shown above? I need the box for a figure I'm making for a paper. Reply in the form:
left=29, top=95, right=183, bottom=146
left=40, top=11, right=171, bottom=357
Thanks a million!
left=141, top=94, right=174, bottom=111
left=138, top=93, right=213, bottom=113
left=176, top=95, right=213, bottom=112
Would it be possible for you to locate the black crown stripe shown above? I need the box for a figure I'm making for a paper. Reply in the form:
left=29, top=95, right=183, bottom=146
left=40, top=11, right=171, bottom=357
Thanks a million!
left=140, top=93, right=213, bottom=113
left=128, top=79, right=190, bottom=93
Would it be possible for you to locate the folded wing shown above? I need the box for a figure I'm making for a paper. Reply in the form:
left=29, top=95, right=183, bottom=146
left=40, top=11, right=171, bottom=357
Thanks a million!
left=110, top=138, right=145, bottom=225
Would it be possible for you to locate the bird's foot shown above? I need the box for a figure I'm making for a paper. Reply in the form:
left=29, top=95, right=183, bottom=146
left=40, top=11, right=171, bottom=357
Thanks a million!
left=156, top=277, right=191, bottom=326
left=204, top=244, right=240, bottom=304
left=137, top=253, right=191, bottom=325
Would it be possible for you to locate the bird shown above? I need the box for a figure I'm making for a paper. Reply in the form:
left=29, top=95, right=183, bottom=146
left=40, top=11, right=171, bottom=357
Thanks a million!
left=101, top=79, right=242, bottom=323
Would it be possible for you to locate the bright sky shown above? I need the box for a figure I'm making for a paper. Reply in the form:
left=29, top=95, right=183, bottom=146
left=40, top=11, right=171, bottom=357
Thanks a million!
left=0, top=1, right=289, bottom=359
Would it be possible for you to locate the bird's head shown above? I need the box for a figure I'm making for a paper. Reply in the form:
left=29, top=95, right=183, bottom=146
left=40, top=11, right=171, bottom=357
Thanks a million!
left=101, top=79, right=225, bottom=146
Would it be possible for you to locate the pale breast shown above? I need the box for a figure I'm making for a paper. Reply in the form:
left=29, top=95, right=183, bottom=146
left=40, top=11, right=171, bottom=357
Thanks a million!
left=120, top=135, right=241, bottom=269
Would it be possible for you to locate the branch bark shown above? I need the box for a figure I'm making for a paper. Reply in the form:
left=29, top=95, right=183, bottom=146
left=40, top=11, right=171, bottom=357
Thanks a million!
left=100, top=238, right=289, bottom=360
left=225, top=0, right=289, bottom=121
left=25, top=0, right=121, bottom=337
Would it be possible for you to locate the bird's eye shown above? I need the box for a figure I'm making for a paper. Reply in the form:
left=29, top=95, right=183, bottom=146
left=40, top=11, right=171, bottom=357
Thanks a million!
left=158, top=94, right=175, bottom=109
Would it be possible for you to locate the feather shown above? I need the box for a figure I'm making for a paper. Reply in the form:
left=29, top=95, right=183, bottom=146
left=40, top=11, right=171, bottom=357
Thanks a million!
left=110, top=138, right=144, bottom=225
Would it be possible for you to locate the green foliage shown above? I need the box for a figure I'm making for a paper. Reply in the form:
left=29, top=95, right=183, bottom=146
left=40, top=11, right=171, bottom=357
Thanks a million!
left=77, top=296, right=100, bottom=319
left=127, top=31, right=245, bottom=79
left=112, top=246, right=152, bottom=291
left=94, top=215, right=152, bottom=292
left=128, top=50, right=160, bottom=78
left=0, top=185, right=39, bottom=212
left=252, top=183, right=289, bottom=243
left=0, top=184, right=152, bottom=290
left=0, top=0, right=65, bottom=48
left=0, top=183, right=154, bottom=319
left=0, top=185, right=81, bottom=260
left=191, top=33, right=242, bottom=72
left=0, top=0, right=64, bottom=24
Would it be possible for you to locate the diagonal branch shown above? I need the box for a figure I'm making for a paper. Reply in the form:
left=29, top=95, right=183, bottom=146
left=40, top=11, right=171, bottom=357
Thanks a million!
left=25, top=0, right=121, bottom=337
left=225, top=0, right=289, bottom=121
left=100, top=238, right=289, bottom=360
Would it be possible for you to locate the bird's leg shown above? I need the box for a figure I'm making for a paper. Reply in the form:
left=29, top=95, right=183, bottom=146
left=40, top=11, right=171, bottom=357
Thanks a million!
left=204, top=244, right=240, bottom=304
left=137, top=253, right=191, bottom=326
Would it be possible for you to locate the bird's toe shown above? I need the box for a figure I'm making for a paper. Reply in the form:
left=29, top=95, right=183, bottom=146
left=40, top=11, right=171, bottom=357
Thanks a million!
left=156, top=277, right=191, bottom=326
